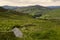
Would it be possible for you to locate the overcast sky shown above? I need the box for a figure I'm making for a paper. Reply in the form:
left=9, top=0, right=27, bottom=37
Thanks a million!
left=0, top=0, right=60, bottom=6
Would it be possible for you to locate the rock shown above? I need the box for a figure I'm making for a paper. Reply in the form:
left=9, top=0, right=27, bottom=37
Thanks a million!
left=12, top=27, right=23, bottom=38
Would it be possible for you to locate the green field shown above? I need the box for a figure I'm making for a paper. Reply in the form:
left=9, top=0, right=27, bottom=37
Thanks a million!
left=0, top=7, right=60, bottom=40
left=40, top=8, right=60, bottom=19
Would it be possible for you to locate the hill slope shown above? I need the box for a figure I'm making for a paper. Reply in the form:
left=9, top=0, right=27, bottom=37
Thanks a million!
left=15, top=5, right=49, bottom=15
left=0, top=6, right=60, bottom=40
left=40, top=8, right=60, bottom=19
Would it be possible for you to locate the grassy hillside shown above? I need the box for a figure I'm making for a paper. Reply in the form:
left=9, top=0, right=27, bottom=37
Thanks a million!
left=0, top=7, right=60, bottom=40
left=15, top=5, right=49, bottom=15
left=40, top=8, right=60, bottom=19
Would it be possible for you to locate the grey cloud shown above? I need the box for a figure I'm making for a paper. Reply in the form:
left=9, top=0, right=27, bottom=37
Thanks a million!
left=3, top=0, right=38, bottom=4
left=0, top=0, right=60, bottom=6
left=53, top=0, right=60, bottom=2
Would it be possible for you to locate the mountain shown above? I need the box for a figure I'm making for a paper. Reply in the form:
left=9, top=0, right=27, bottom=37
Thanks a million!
left=0, top=7, right=32, bottom=19
left=0, top=5, right=48, bottom=19
left=40, top=8, right=60, bottom=19
left=0, top=5, right=49, bottom=18
left=0, top=7, right=8, bottom=12
left=15, top=5, right=50, bottom=16
left=2, top=5, right=20, bottom=9
left=1, top=5, right=60, bottom=19
left=48, top=6, right=60, bottom=9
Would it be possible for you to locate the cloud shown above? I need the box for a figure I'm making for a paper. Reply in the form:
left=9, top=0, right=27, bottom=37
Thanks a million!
left=4, top=0, right=53, bottom=3
left=53, top=0, right=60, bottom=2
left=0, top=0, right=60, bottom=6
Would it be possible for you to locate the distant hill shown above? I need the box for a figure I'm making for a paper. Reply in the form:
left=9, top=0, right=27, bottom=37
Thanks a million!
left=15, top=5, right=50, bottom=16
left=2, top=5, right=50, bottom=17
left=40, top=8, right=60, bottom=19
left=2, top=5, right=20, bottom=9
left=48, top=6, right=60, bottom=9
left=0, top=7, right=8, bottom=12
left=0, top=5, right=60, bottom=19
left=0, top=7, right=31, bottom=19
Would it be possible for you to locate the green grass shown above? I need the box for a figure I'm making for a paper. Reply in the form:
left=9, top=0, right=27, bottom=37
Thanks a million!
left=0, top=8, right=60, bottom=40
left=0, top=18, right=60, bottom=40
left=40, top=8, right=60, bottom=19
